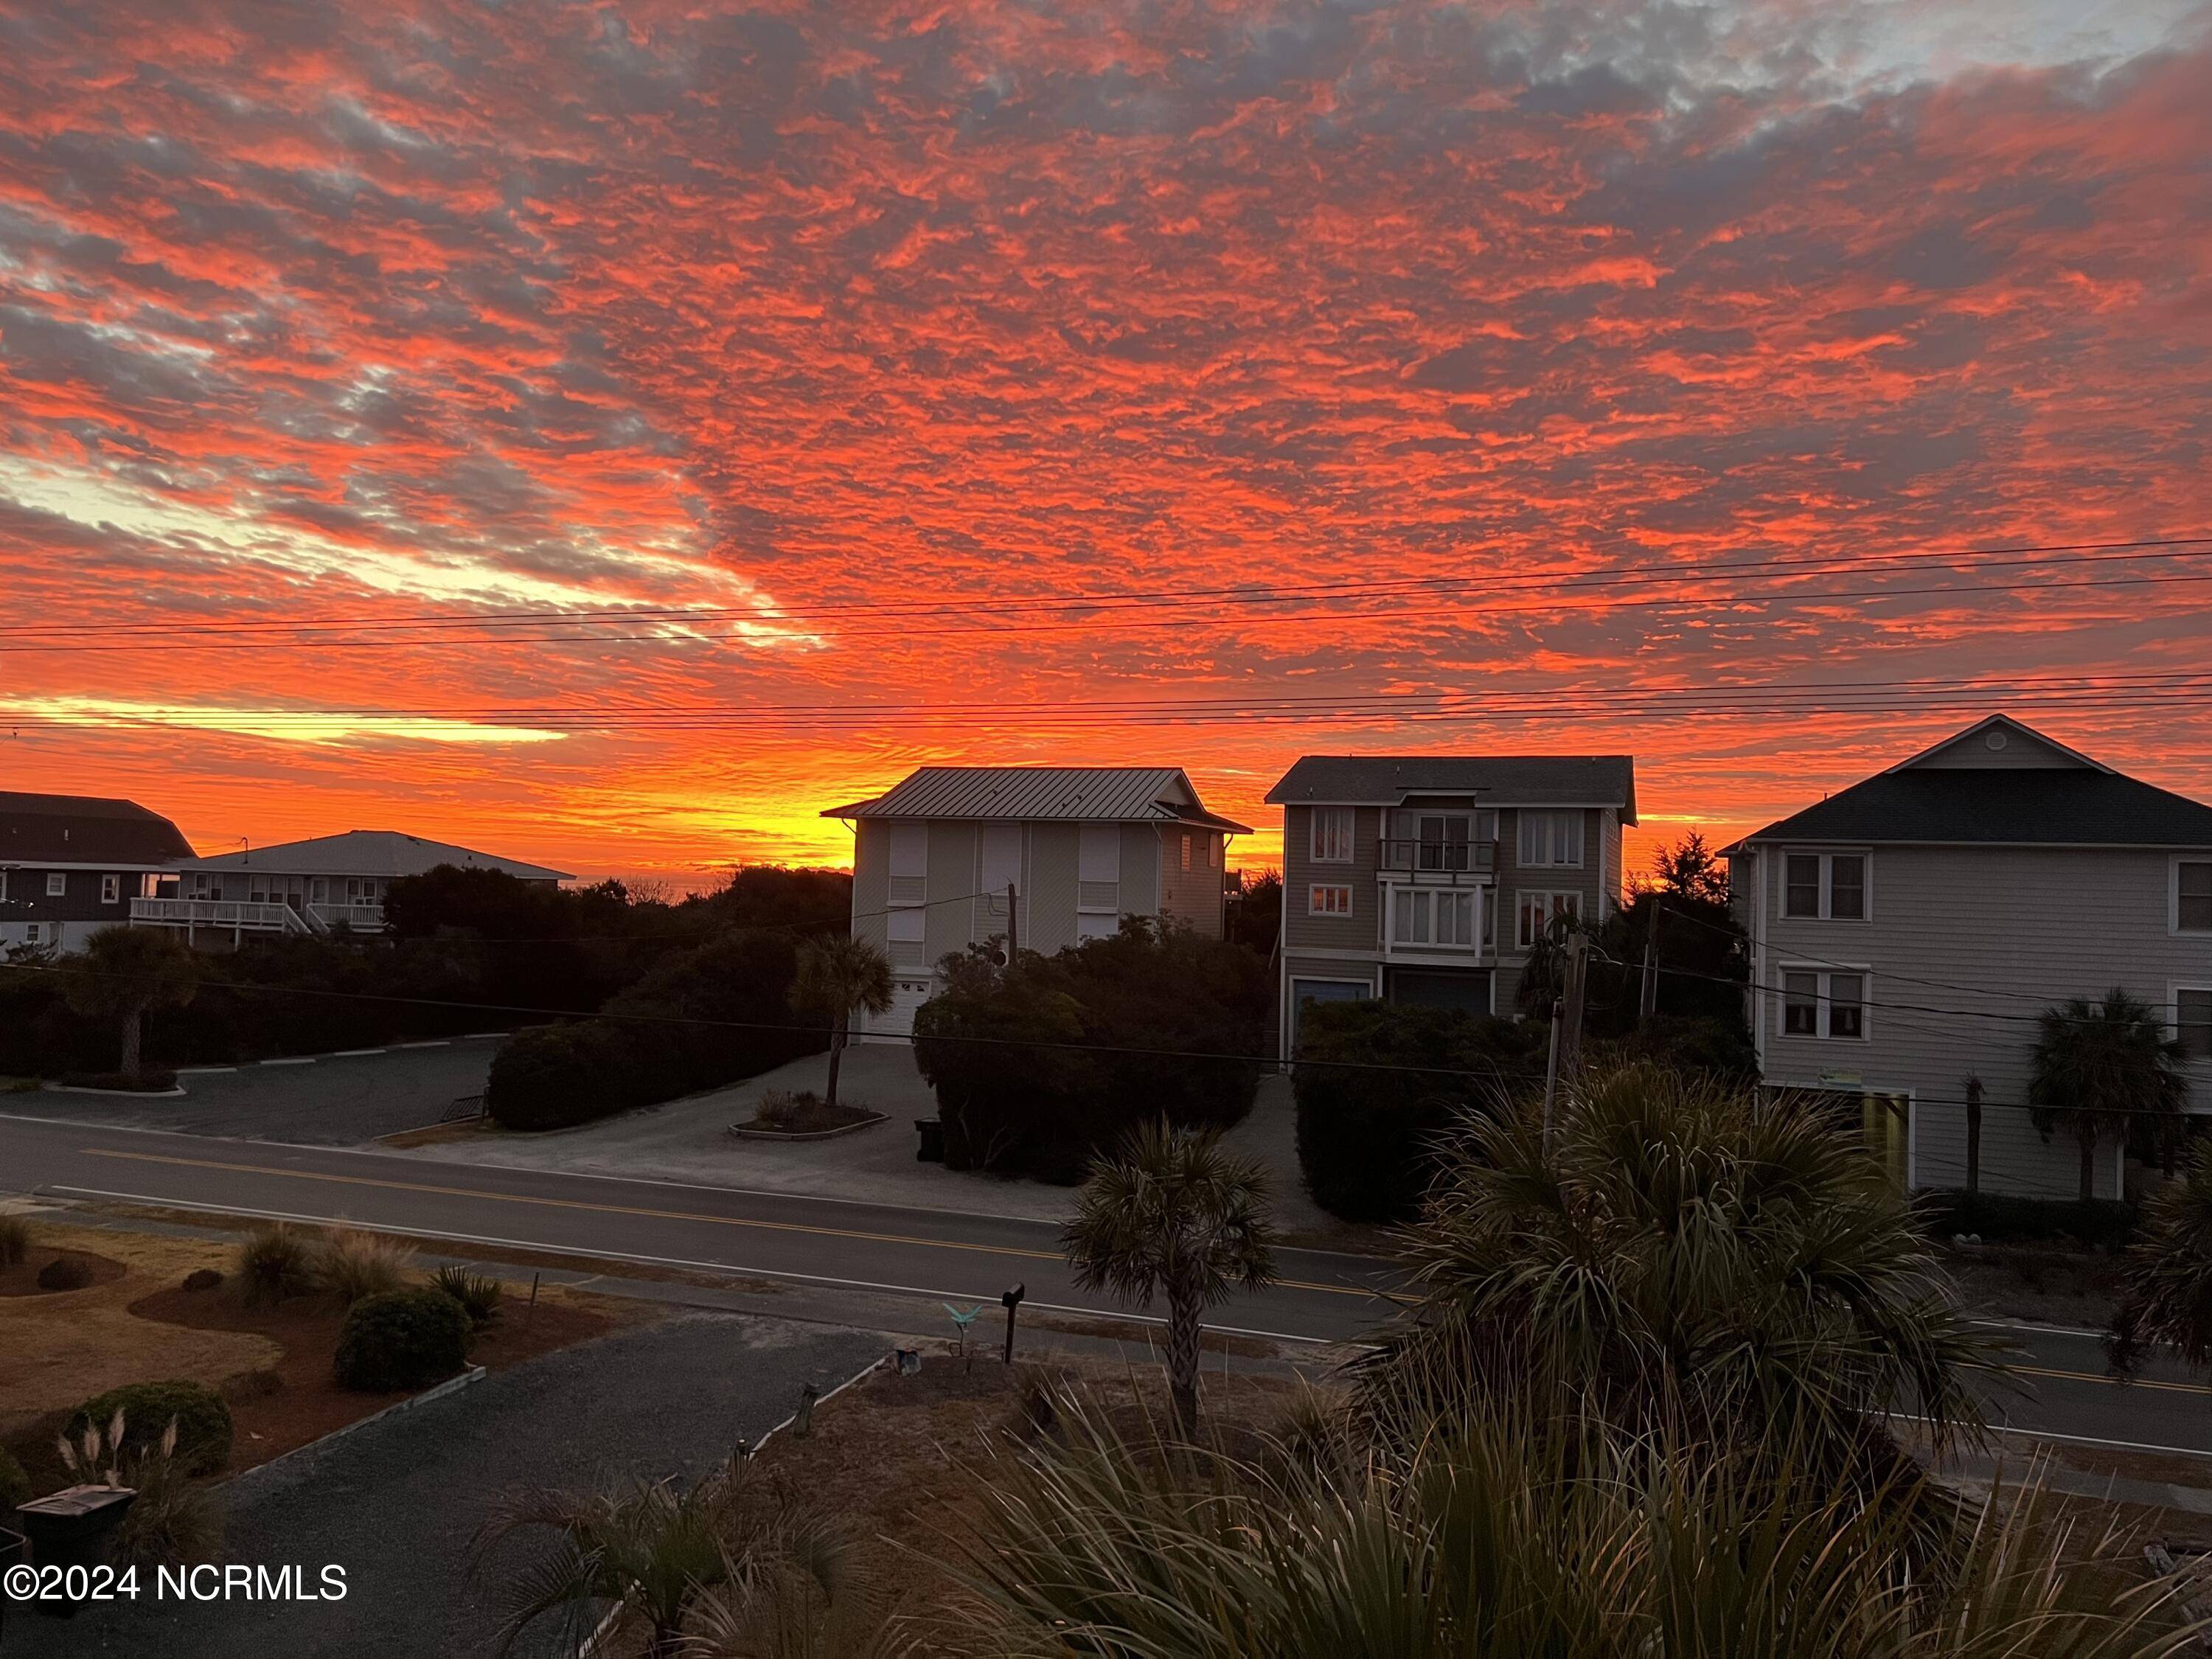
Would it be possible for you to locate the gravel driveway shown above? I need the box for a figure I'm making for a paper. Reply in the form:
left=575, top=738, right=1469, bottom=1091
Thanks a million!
left=10, top=1313, right=886, bottom=1658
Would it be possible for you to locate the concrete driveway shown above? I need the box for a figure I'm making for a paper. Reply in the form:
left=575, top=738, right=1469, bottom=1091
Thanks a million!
left=5, top=1038, right=499, bottom=1146
left=8, top=1312, right=887, bottom=1658
left=394, top=1043, right=1338, bottom=1234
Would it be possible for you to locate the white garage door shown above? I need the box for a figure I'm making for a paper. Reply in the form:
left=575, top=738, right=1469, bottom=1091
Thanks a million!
left=861, top=975, right=937, bottom=1043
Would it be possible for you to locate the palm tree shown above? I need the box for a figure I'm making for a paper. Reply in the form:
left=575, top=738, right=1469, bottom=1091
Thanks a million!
left=2030, top=988, right=2189, bottom=1201
left=469, top=1454, right=860, bottom=1659
left=788, top=935, right=892, bottom=1112
left=1360, top=1065, right=2003, bottom=1526
left=2110, top=1136, right=2212, bottom=1379
left=61, top=924, right=198, bottom=1079
left=1062, top=1119, right=1279, bottom=1434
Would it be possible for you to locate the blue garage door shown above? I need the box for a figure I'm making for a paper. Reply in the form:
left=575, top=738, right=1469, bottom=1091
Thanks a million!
left=1291, top=978, right=1371, bottom=1056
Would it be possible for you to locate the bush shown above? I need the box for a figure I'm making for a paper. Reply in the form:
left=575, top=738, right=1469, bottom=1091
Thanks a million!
left=333, top=1287, right=471, bottom=1391
left=1292, top=1001, right=1547, bottom=1223
left=486, top=929, right=824, bottom=1131
left=37, top=1254, right=93, bottom=1291
left=0, top=1444, right=27, bottom=1513
left=912, top=920, right=1272, bottom=1184
left=0, top=1214, right=28, bottom=1265
left=429, top=1263, right=502, bottom=1326
left=236, top=1223, right=313, bottom=1306
left=309, top=1229, right=416, bottom=1304
left=183, top=1267, right=223, bottom=1292
left=1923, top=1189, right=2138, bottom=1250
left=66, top=1381, right=234, bottom=1478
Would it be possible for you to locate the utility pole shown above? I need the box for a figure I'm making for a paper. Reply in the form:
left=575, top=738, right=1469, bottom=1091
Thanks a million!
left=1559, top=929, right=1590, bottom=1083
left=1005, top=881, right=1019, bottom=963
left=1638, top=897, right=1662, bottom=1023
left=1964, top=1076, right=1983, bottom=1197
left=1541, top=995, right=1563, bottom=1153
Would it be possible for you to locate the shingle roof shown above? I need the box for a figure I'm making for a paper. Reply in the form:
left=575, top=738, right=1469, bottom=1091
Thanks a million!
left=1264, top=755, right=1637, bottom=824
left=1741, top=769, right=2212, bottom=848
left=822, top=766, right=1252, bottom=832
left=0, top=792, right=195, bottom=866
left=190, top=830, right=571, bottom=881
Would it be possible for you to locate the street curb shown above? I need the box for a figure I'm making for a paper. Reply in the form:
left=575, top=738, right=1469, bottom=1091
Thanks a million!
left=221, top=1365, right=487, bottom=1489
left=42, top=1083, right=187, bottom=1099
left=726, top=1111, right=888, bottom=1143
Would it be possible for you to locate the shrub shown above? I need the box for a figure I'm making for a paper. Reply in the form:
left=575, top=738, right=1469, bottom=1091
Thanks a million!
left=56, top=1414, right=222, bottom=1569
left=1292, top=1001, right=1546, bottom=1223
left=0, top=1214, right=29, bottom=1265
left=37, top=1254, right=93, bottom=1291
left=333, top=1287, right=471, bottom=1391
left=912, top=920, right=1272, bottom=1183
left=310, top=1229, right=417, bottom=1304
left=236, top=1223, right=313, bottom=1307
left=430, top=1263, right=503, bottom=1327
left=1923, top=1189, right=2138, bottom=1250
left=66, top=1381, right=233, bottom=1478
left=183, top=1267, right=223, bottom=1292
left=0, top=1444, right=27, bottom=1513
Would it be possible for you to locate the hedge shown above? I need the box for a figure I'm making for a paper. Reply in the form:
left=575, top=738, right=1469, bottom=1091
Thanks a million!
left=334, top=1287, right=472, bottom=1391
left=1293, top=1001, right=1546, bottom=1223
left=66, top=1380, right=234, bottom=1478
left=1921, top=1189, right=2138, bottom=1250
left=487, top=929, right=826, bottom=1131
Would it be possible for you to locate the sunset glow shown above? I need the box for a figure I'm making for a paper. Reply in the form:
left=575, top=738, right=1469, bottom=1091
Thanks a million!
left=4, top=2, right=2210, bottom=884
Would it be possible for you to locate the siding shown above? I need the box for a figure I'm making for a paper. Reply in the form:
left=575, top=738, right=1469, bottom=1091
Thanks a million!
left=849, top=821, right=890, bottom=956
left=1118, top=824, right=1161, bottom=919
left=1750, top=842, right=2212, bottom=1200
left=1281, top=804, right=1382, bottom=957
left=1158, top=825, right=1225, bottom=936
left=925, top=822, right=978, bottom=967
left=1028, top=824, right=1081, bottom=954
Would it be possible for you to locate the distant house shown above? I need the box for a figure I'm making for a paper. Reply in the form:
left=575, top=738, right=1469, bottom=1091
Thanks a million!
left=1265, top=754, right=1638, bottom=1058
left=822, top=766, right=1252, bottom=1038
left=0, top=791, right=195, bottom=953
left=132, top=829, right=572, bottom=947
left=1725, top=715, right=2212, bottom=1200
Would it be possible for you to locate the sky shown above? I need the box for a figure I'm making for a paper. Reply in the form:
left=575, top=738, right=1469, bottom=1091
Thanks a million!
left=1, top=0, right=2210, bottom=887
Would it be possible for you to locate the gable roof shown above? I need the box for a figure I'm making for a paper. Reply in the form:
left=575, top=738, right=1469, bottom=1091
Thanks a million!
left=1264, top=755, right=1637, bottom=824
left=1740, top=717, right=2212, bottom=848
left=190, top=830, right=571, bottom=882
left=822, top=766, right=1252, bottom=832
left=0, top=791, right=195, bottom=866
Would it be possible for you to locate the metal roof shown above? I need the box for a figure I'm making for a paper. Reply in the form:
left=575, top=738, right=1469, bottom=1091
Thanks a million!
left=823, top=766, right=1252, bottom=832
left=0, top=792, right=196, bottom=866
left=1264, top=755, right=1637, bottom=824
left=189, top=830, right=571, bottom=882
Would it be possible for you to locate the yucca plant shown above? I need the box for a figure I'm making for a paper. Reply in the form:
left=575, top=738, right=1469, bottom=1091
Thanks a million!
left=310, top=1228, right=417, bottom=1305
left=1360, top=1064, right=2006, bottom=1537
left=431, top=1262, right=503, bottom=1327
left=2110, top=1137, right=2212, bottom=1378
left=1063, top=1119, right=1279, bottom=1434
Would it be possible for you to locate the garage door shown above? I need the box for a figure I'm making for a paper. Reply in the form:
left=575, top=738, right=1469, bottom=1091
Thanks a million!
left=1290, top=978, right=1371, bottom=1057
left=860, top=975, right=938, bottom=1043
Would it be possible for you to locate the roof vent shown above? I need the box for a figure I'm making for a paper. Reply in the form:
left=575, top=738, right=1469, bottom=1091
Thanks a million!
left=1985, top=728, right=2008, bottom=751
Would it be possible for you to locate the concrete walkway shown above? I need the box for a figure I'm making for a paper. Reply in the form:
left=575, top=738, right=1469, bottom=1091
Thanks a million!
left=396, top=1046, right=1340, bottom=1235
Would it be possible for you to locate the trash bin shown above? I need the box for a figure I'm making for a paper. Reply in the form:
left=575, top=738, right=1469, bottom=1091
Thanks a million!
left=914, top=1116, right=945, bottom=1163
left=16, top=1486, right=136, bottom=1618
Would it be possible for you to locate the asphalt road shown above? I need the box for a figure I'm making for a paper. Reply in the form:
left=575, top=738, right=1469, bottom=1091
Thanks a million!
left=4, top=1111, right=2208, bottom=1458
left=15, top=1040, right=498, bottom=1145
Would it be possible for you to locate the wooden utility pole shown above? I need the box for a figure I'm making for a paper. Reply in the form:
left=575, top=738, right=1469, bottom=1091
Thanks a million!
left=1638, top=897, right=1662, bottom=1023
left=1559, top=930, right=1590, bottom=1082
left=1005, top=882, right=1019, bottom=963
left=1541, top=995, right=1563, bottom=1153
left=1964, top=1076, right=1983, bottom=1197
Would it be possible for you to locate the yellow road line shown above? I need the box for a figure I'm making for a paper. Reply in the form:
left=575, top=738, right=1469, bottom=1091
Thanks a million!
left=78, top=1147, right=1375, bottom=1298
left=2014, top=1362, right=2212, bottom=1397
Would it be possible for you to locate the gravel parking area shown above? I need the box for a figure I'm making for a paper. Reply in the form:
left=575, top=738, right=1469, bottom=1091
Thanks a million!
left=1, top=1039, right=500, bottom=1146
left=10, top=1312, right=887, bottom=1658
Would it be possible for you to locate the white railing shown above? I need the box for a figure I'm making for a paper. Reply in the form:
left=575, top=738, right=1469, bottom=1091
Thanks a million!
left=308, top=902, right=386, bottom=931
left=131, top=898, right=312, bottom=933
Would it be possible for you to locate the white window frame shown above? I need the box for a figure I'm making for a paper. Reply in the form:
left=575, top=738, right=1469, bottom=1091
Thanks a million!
left=1775, top=963, right=1873, bottom=1041
left=2169, top=981, right=2212, bottom=1063
left=24, top=922, right=43, bottom=945
left=2171, top=855, right=2212, bottom=935
left=1780, top=850, right=1871, bottom=922
left=0, top=872, right=7, bottom=902
left=1393, top=887, right=1480, bottom=948
left=1308, top=883, right=1353, bottom=917
left=1516, top=810, right=1584, bottom=869
left=45, top=872, right=66, bottom=897
left=100, top=874, right=120, bottom=904
left=1515, top=888, right=1579, bottom=949
left=1310, top=807, right=1354, bottom=864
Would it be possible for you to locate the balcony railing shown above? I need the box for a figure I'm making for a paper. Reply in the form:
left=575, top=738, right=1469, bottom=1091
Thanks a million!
left=309, top=902, right=386, bottom=931
left=1376, top=839, right=1498, bottom=883
left=131, top=897, right=313, bottom=933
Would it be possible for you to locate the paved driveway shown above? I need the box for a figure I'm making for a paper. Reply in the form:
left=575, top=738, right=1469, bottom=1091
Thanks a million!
left=8, top=1039, right=499, bottom=1146
left=9, top=1313, right=886, bottom=1658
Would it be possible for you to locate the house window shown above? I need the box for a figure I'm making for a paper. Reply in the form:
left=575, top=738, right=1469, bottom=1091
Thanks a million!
left=100, top=874, right=120, bottom=904
left=1311, top=807, right=1354, bottom=863
left=1516, top=890, right=1579, bottom=948
left=0, top=872, right=7, bottom=902
left=1180, top=833, right=1192, bottom=872
left=1782, top=852, right=1870, bottom=920
left=1784, top=972, right=1820, bottom=1034
left=2179, top=861, right=2212, bottom=932
left=1393, top=889, right=1475, bottom=946
left=1206, top=834, right=1220, bottom=869
left=2179, top=989, right=2212, bottom=1060
left=1309, top=884, right=1352, bottom=917
left=1517, top=810, right=1583, bottom=868
left=1829, top=973, right=1865, bottom=1039
left=46, top=872, right=66, bottom=897
left=24, top=923, right=43, bottom=945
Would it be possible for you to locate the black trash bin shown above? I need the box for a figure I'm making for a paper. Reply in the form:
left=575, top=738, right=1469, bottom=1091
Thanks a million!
left=16, top=1486, right=136, bottom=1618
left=914, top=1116, right=945, bottom=1163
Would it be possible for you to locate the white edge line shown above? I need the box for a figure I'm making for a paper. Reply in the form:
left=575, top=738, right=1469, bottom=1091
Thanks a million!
left=175, top=1067, right=240, bottom=1076
left=43, top=1184, right=1355, bottom=1349
left=260, top=1057, right=317, bottom=1067
left=1896, top=1413, right=2212, bottom=1465
left=331, top=1048, right=388, bottom=1057
left=462, top=1032, right=506, bottom=1040
left=397, top=1041, right=451, bottom=1048
left=1971, top=1318, right=2112, bottom=1341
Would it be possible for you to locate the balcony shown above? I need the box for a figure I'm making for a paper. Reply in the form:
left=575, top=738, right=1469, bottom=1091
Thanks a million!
left=309, top=902, right=386, bottom=932
left=131, top=897, right=313, bottom=935
left=1376, top=838, right=1498, bottom=886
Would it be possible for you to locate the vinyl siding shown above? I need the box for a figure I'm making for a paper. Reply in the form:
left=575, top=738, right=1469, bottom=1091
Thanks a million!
left=849, top=821, right=891, bottom=956
left=1027, top=823, right=1082, bottom=954
left=925, top=822, right=978, bottom=967
left=1158, top=826, right=1225, bottom=936
left=1281, top=804, right=1382, bottom=956
left=1118, top=824, right=1161, bottom=919
left=1749, top=842, right=2212, bottom=1200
